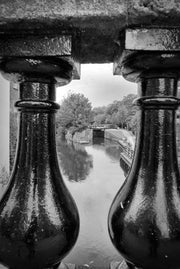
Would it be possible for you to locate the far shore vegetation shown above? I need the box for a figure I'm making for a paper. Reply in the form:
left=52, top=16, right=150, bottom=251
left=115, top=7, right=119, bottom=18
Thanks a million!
left=56, top=92, right=138, bottom=139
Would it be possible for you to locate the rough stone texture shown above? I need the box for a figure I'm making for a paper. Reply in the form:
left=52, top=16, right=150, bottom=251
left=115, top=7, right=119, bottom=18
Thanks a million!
left=125, top=28, right=180, bottom=51
left=0, top=0, right=125, bottom=20
left=0, top=0, right=127, bottom=63
left=128, top=0, right=180, bottom=26
left=0, top=35, right=72, bottom=57
left=0, top=1, right=180, bottom=63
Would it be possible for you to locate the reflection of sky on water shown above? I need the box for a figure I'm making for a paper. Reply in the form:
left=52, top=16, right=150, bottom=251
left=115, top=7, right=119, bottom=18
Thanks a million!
left=61, top=139, right=126, bottom=268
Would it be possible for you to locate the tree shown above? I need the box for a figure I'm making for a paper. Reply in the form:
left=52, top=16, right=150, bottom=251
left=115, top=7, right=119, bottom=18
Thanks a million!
left=92, top=106, right=107, bottom=125
left=56, top=93, right=93, bottom=136
left=114, top=105, right=129, bottom=128
left=128, top=111, right=139, bottom=134
left=122, top=94, right=138, bottom=131
left=92, top=93, right=138, bottom=129
left=93, top=113, right=106, bottom=125
left=106, top=101, right=120, bottom=116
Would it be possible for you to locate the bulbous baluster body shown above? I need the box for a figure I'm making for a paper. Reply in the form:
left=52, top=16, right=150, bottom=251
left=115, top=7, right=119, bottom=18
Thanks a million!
left=0, top=80, right=79, bottom=269
left=108, top=75, right=180, bottom=269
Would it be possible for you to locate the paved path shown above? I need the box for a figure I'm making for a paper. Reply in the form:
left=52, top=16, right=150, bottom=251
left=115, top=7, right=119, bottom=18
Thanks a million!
left=105, top=129, right=135, bottom=148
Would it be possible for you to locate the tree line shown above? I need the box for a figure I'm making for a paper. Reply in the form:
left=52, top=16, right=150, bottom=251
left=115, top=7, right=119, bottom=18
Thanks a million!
left=9, top=91, right=138, bottom=173
left=93, top=94, right=137, bottom=132
left=56, top=92, right=138, bottom=137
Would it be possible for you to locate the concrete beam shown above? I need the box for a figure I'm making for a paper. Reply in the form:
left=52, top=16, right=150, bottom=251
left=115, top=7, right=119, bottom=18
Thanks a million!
left=0, top=1, right=180, bottom=63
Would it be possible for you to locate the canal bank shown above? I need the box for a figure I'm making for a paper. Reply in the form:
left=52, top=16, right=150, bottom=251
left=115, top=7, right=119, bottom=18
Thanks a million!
left=65, top=128, right=135, bottom=173
left=65, top=128, right=135, bottom=147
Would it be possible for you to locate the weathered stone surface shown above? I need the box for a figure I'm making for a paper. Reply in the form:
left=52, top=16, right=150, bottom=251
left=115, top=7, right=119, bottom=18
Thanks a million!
left=0, top=0, right=126, bottom=21
left=0, top=34, right=80, bottom=79
left=0, top=35, right=72, bottom=56
left=0, top=1, right=180, bottom=63
left=114, top=27, right=180, bottom=81
left=128, top=0, right=180, bottom=26
left=125, top=28, right=180, bottom=51
left=0, top=0, right=127, bottom=63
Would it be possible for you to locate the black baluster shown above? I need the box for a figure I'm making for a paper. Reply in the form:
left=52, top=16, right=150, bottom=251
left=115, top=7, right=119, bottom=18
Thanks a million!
left=109, top=28, right=180, bottom=269
left=0, top=57, right=79, bottom=269
left=108, top=72, right=180, bottom=269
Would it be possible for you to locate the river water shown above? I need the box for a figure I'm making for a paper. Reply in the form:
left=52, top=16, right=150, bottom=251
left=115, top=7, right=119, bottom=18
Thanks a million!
left=0, top=137, right=127, bottom=269
left=57, top=138, right=126, bottom=268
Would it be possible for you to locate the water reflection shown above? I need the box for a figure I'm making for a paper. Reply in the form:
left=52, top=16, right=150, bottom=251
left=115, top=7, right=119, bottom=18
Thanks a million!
left=59, top=138, right=126, bottom=268
left=57, top=140, right=93, bottom=182
left=0, top=138, right=126, bottom=269
left=91, top=138, right=122, bottom=162
left=104, top=140, right=122, bottom=162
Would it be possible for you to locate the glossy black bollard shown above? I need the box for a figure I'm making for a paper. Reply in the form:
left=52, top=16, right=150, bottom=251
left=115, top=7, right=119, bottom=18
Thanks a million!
left=108, top=73, right=180, bottom=269
left=0, top=58, right=79, bottom=269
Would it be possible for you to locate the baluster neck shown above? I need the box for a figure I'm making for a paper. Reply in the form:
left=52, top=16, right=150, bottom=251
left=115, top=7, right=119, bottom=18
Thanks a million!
left=13, top=79, right=60, bottom=175
left=134, top=76, right=179, bottom=177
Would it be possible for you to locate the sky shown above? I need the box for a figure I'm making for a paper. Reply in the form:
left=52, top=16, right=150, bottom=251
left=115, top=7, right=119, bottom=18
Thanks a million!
left=57, top=64, right=137, bottom=108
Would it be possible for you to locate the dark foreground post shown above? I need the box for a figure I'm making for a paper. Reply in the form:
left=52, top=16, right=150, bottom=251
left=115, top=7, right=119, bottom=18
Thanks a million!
left=109, top=28, right=180, bottom=269
left=0, top=56, right=79, bottom=269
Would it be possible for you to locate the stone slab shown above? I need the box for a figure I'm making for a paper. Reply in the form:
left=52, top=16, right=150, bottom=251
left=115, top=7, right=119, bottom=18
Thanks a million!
left=126, top=28, right=180, bottom=51
left=0, top=1, right=180, bottom=63
left=0, top=35, right=72, bottom=57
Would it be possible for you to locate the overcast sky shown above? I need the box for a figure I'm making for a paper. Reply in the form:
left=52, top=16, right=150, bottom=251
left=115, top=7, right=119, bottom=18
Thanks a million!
left=57, top=64, right=137, bottom=108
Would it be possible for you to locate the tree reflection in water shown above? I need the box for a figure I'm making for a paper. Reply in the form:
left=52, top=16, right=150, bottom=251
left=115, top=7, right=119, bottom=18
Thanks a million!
left=92, top=137, right=122, bottom=162
left=57, top=140, right=93, bottom=182
left=104, top=139, right=122, bottom=162
left=104, top=139, right=131, bottom=176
